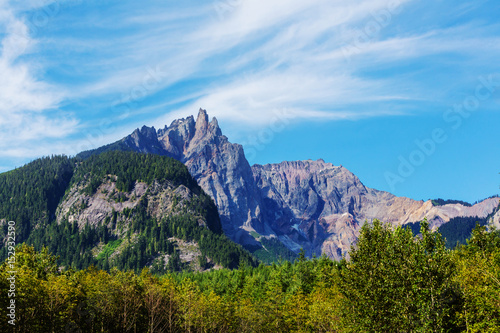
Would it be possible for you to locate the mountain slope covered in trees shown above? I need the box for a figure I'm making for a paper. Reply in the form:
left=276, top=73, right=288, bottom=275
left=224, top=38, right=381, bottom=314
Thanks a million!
left=0, top=152, right=256, bottom=272
left=0, top=156, right=75, bottom=251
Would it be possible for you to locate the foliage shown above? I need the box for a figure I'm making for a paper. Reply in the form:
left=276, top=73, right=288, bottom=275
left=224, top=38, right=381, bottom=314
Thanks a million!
left=431, top=198, right=472, bottom=207
left=438, top=216, right=488, bottom=248
left=404, top=215, right=489, bottom=249
left=72, top=151, right=199, bottom=198
left=340, top=219, right=461, bottom=332
left=0, top=244, right=342, bottom=333
left=252, top=237, right=298, bottom=264
left=453, top=225, right=500, bottom=332
left=0, top=155, right=75, bottom=257
left=1, top=222, right=500, bottom=332
left=97, top=239, right=123, bottom=261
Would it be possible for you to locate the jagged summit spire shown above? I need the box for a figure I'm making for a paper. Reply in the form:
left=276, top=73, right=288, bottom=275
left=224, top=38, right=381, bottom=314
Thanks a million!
left=194, top=108, right=209, bottom=141
left=197, top=108, right=209, bottom=123
left=209, top=116, right=222, bottom=136
left=191, top=108, right=223, bottom=139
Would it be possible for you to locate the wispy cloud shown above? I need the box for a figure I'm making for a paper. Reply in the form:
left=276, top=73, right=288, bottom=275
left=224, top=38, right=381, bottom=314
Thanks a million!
left=1, top=0, right=500, bottom=170
left=0, top=1, right=78, bottom=162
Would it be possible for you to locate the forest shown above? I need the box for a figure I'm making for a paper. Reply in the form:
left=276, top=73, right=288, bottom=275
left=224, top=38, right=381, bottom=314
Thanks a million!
left=0, top=156, right=74, bottom=248
left=1, top=219, right=499, bottom=332
left=404, top=215, right=493, bottom=249
left=431, top=199, right=472, bottom=207
left=0, top=153, right=255, bottom=271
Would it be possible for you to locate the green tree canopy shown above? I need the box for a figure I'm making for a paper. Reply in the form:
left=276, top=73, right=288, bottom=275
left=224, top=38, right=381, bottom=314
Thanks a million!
left=340, top=219, right=461, bottom=332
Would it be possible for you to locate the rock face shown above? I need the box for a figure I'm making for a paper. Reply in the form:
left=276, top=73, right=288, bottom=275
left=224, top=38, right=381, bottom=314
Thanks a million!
left=111, top=109, right=267, bottom=245
left=122, top=126, right=166, bottom=155
left=85, top=109, right=499, bottom=260
left=57, top=178, right=199, bottom=231
left=488, top=201, right=500, bottom=229
left=253, top=159, right=500, bottom=259
left=157, top=110, right=267, bottom=245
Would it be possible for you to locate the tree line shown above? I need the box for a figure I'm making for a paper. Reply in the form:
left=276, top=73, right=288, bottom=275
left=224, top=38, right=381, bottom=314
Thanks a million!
left=1, top=220, right=499, bottom=332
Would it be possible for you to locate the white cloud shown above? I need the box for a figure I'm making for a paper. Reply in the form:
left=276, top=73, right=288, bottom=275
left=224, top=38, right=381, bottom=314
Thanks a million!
left=148, top=0, right=418, bottom=126
left=2, top=0, right=500, bottom=170
left=77, top=0, right=420, bottom=130
left=0, top=1, right=76, bottom=162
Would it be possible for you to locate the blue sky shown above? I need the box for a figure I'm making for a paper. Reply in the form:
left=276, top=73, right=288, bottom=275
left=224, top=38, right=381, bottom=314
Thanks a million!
left=0, top=0, right=499, bottom=203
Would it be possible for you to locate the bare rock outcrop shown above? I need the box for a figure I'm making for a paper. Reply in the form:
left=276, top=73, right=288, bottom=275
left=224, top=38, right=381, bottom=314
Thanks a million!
left=156, top=109, right=267, bottom=245
left=57, top=178, right=201, bottom=233
left=252, top=159, right=499, bottom=259
left=488, top=200, right=500, bottom=229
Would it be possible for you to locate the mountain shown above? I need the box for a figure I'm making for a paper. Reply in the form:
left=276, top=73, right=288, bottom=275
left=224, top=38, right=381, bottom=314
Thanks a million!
left=79, top=110, right=277, bottom=255
left=76, top=109, right=500, bottom=260
left=156, top=111, right=270, bottom=246
left=0, top=151, right=256, bottom=271
left=253, top=159, right=499, bottom=258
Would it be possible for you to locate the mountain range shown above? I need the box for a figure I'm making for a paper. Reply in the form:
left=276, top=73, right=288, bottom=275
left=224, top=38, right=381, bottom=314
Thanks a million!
left=1, top=108, right=497, bottom=333
left=78, top=109, right=500, bottom=260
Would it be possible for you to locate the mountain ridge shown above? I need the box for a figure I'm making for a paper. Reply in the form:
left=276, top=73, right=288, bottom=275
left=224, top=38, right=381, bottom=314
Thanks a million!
left=76, top=109, right=500, bottom=259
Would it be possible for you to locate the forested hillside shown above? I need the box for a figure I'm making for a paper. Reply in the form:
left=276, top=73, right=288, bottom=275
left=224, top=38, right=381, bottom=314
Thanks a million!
left=1, top=221, right=498, bottom=332
left=0, top=152, right=256, bottom=272
left=404, top=202, right=500, bottom=248
left=431, top=198, right=472, bottom=207
left=0, top=156, right=75, bottom=253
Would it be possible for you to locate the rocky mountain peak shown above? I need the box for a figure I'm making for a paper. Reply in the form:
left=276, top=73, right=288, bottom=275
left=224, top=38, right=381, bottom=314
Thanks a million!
left=157, top=109, right=226, bottom=160
left=123, top=125, right=164, bottom=155
left=209, top=116, right=222, bottom=136
left=156, top=117, right=195, bottom=159
left=197, top=107, right=208, bottom=119
left=140, top=125, right=157, bottom=139
left=129, top=125, right=156, bottom=142
left=193, top=108, right=209, bottom=141
left=159, top=116, right=196, bottom=135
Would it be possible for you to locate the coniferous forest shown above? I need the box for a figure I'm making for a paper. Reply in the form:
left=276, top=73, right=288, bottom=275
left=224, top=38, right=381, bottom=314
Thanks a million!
left=0, top=153, right=256, bottom=271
